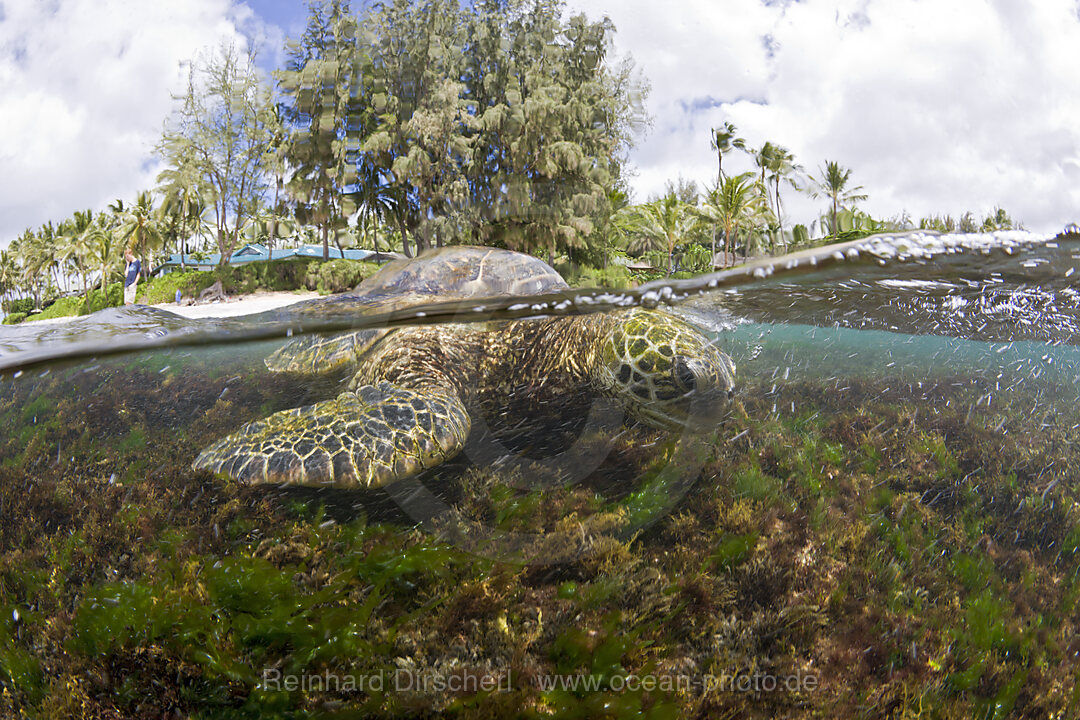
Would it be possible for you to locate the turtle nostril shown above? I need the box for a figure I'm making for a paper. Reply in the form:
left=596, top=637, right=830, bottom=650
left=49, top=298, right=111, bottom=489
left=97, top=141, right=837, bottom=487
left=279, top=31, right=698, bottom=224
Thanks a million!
left=673, top=358, right=697, bottom=392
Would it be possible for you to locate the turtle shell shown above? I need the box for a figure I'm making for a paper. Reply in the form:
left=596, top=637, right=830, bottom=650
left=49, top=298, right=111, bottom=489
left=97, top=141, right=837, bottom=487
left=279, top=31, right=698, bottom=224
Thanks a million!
left=267, top=246, right=568, bottom=374
left=355, top=246, right=568, bottom=303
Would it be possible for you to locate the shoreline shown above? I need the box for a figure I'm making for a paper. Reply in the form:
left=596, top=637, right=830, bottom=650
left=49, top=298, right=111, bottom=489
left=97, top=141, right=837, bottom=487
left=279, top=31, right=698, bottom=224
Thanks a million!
left=146, top=290, right=321, bottom=318
left=14, top=290, right=321, bottom=325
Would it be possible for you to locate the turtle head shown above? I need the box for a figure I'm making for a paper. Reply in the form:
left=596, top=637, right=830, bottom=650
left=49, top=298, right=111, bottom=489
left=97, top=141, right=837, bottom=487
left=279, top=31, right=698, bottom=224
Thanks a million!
left=597, top=309, right=736, bottom=429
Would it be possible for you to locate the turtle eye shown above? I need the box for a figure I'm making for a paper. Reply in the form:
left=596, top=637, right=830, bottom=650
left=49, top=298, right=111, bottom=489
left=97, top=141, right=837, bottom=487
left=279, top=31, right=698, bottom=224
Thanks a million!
left=672, top=358, right=697, bottom=393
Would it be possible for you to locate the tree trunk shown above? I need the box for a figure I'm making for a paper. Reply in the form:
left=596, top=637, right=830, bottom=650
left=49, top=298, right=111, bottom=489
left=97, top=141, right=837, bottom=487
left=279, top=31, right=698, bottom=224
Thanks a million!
left=724, top=223, right=732, bottom=268
left=269, top=178, right=280, bottom=262
left=397, top=215, right=412, bottom=258
left=267, top=218, right=274, bottom=261
left=774, top=177, right=784, bottom=252
left=180, top=199, right=187, bottom=270
left=368, top=214, right=380, bottom=254
left=321, top=223, right=330, bottom=261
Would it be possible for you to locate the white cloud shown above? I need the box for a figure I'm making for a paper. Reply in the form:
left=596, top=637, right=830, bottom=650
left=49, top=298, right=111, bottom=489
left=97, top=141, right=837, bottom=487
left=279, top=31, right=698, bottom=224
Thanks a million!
left=0, top=0, right=277, bottom=246
left=570, top=0, right=1080, bottom=232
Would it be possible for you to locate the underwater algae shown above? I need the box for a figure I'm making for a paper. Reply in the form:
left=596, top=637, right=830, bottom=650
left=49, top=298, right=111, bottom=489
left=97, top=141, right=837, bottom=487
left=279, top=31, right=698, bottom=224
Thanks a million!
left=1, top=335, right=1079, bottom=719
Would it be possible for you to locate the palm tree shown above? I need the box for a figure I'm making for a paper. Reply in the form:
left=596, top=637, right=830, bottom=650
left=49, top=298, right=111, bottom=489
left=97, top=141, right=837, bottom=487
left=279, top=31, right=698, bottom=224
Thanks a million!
left=982, top=207, right=1017, bottom=231
left=710, top=122, right=745, bottom=184
left=615, top=194, right=700, bottom=275
left=0, top=249, right=19, bottom=312
left=57, top=210, right=96, bottom=311
left=695, top=173, right=771, bottom=266
left=263, top=102, right=292, bottom=262
left=350, top=161, right=405, bottom=255
left=810, top=161, right=868, bottom=238
left=764, top=144, right=801, bottom=250
left=157, top=150, right=209, bottom=270
left=14, top=226, right=58, bottom=310
left=86, top=212, right=120, bottom=299
left=115, top=191, right=163, bottom=276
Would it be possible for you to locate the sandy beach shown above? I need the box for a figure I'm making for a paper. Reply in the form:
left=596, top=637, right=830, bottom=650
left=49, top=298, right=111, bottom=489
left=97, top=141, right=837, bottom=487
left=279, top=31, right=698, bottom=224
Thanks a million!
left=147, top=290, right=321, bottom=318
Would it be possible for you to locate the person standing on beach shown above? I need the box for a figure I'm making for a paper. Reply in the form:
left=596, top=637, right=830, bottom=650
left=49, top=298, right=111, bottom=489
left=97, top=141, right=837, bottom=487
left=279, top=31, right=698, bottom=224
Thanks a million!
left=124, top=248, right=141, bottom=305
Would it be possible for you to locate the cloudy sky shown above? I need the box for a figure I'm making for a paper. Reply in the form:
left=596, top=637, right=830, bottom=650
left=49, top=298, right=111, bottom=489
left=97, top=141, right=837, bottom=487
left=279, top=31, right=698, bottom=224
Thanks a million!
left=2, top=0, right=1079, bottom=249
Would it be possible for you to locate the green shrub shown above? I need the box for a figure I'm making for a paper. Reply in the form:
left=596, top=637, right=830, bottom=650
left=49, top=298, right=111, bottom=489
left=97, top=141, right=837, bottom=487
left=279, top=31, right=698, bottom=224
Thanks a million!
left=29, top=295, right=87, bottom=320
left=644, top=250, right=669, bottom=271
left=679, top=244, right=713, bottom=273
left=218, top=259, right=313, bottom=294
left=140, top=271, right=218, bottom=304
left=562, top=263, right=634, bottom=289
left=304, top=259, right=380, bottom=294
left=17, top=284, right=122, bottom=322
left=85, top=284, right=124, bottom=313
left=2, top=312, right=26, bottom=325
left=4, top=298, right=33, bottom=315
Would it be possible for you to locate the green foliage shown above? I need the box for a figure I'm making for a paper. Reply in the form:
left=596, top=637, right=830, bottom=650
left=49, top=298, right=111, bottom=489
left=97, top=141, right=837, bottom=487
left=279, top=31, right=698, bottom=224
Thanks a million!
left=920, top=207, right=1020, bottom=234
left=791, top=223, right=810, bottom=247
left=5, top=298, right=33, bottom=315
left=678, top=244, right=712, bottom=273
left=140, top=270, right=219, bottom=304
left=920, top=214, right=957, bottom=233
left=694, top=171, right=771, bottom=261
left=303, top=259, right=380, bottom=294
left=562, top=263, right=634, bottom=289
left=224, top=257, right=376, bottom=295
left=2, top=312, right=26, bottom=325
left=828, top=207, right=881, bottom=236
left=215, top=260, right=311, bottom=295
left=277, top=0, right=357, bottom=251
left=28, top=284, right=123, bottom=320
left=356, top=0, right=644, bottom=259
left=811, top=160, right=868, bottom=238
left=614, top=194, right=700, bottom=275
left=29, top=295, right=86, bottom=319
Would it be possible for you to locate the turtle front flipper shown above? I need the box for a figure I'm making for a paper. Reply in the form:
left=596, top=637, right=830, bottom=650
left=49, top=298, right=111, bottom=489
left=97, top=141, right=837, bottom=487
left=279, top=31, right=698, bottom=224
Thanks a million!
left=193, top=381, right=470, bottom=488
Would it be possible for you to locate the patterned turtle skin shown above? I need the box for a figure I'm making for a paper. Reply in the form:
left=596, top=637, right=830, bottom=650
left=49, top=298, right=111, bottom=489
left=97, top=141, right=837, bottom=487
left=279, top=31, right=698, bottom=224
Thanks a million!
left=193, top=246, right=736, bottom=488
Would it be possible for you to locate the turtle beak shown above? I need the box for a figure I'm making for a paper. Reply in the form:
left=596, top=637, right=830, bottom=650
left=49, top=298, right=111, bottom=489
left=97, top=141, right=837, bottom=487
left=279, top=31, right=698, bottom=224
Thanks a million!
left=675, top=351, right=736, bottom=427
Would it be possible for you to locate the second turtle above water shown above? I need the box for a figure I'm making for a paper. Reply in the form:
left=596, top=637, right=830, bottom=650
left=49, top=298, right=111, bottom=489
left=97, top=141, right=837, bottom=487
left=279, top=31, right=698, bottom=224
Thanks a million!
left=194, top=246, right=736, bottom=487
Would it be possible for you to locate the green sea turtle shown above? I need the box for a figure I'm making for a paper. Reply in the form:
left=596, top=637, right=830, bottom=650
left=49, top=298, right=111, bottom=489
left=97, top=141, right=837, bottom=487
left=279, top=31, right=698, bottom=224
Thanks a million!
left=193, top=246, right=736, bottom=488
